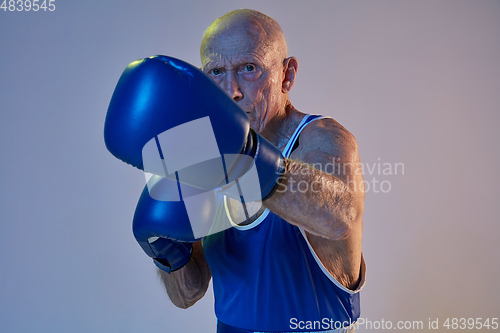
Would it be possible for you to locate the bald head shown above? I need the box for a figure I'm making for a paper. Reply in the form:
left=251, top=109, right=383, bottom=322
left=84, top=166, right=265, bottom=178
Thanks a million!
left=200, top=9, right=287, bottom=68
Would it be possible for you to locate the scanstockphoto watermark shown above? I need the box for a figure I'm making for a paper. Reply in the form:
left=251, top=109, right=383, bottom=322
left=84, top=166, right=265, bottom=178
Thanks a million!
left=288, top=317, right=423, bottom=331
left=289, top=318, right=423, bottom=331
left=289, top=317, right=499, bottom=331
left=277, top=157, right=404, bottom=194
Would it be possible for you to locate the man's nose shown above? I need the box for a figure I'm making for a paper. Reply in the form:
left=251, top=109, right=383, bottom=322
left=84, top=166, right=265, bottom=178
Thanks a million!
left=224, top=72, right=243, bottom=102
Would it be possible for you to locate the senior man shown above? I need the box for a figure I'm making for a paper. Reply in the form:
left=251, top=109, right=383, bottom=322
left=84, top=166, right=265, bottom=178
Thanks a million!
left=154, top=9, right=366, bottom=333
left=105, top=7, right=366, bottom=333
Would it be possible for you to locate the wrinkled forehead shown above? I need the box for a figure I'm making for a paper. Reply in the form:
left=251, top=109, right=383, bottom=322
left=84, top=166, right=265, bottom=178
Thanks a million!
left=201, top=17, right=281, bottom=67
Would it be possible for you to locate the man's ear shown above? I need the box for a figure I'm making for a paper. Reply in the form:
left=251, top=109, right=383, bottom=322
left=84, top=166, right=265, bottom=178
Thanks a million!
left=282, top=56, right=299, bottom=93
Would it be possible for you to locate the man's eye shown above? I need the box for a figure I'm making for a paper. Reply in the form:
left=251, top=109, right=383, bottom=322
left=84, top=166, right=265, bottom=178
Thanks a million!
left=243, top=65, right=255, bottom=72
left=210, top=69, right=221, bottom=75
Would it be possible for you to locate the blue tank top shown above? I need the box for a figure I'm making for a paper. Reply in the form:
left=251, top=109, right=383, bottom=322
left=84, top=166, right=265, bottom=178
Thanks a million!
left=203, top=115, right=365, bottom=332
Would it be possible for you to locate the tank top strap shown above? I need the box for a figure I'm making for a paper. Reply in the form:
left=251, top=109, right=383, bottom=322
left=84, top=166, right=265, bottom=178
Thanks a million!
left=282, top=114, right=328, bottom=158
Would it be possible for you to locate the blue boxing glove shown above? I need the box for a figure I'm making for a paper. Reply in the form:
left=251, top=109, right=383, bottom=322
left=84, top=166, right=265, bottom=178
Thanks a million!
left=104, top=55, right=285, bottom=202
left=133, top=175, right=216, bottom=273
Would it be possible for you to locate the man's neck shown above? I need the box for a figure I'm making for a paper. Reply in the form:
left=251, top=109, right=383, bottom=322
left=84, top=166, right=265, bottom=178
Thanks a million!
left=260, top=104, right=306, bottom=151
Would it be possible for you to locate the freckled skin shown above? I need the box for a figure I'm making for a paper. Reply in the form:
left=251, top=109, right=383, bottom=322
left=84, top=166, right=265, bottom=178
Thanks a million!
left=158, top=9, right=365, bottom=309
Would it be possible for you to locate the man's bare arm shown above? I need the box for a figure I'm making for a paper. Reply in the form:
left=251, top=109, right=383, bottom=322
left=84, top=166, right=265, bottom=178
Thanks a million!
left=265, top=118, right=364, bottom=241
left=157, top=240, right=211, bottom=309
left=264, top=117, right=365, bottom=290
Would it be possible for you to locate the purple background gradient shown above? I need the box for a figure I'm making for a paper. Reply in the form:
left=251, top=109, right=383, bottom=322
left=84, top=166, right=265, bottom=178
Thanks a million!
left=1, top=1, right=499, bottom=332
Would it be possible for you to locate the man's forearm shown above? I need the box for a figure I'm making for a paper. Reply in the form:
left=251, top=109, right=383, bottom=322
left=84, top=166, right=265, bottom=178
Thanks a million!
left=265, top=159, right=361, bottom=240
left=157, top=241, right=211, bottom=309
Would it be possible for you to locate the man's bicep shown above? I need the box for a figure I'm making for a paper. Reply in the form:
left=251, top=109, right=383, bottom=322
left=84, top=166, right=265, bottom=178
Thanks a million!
left=293, top=119, right=362, bottom=183
left=293, top=119, right=365, bottom=222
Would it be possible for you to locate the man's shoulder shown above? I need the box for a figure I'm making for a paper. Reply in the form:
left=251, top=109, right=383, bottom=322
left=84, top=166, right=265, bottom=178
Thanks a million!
left=302, top=116, right=355, bottom=141
left=296, top=116, right=359, bottom=161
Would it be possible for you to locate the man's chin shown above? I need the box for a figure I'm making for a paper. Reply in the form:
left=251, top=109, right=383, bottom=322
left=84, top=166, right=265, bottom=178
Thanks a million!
left=250, top=123, right=265, bottom=134
left=246, top=116, right=256, bottom=128
left=243, top=113, right=261, bottom=133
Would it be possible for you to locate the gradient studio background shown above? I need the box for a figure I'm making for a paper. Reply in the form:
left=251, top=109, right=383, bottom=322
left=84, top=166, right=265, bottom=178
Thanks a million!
left=1, top=0, right=499, bottom=332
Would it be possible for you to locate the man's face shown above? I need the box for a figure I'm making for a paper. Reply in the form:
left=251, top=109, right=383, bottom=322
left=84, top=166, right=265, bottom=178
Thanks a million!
left=201, top=25, right=285, bottom=133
